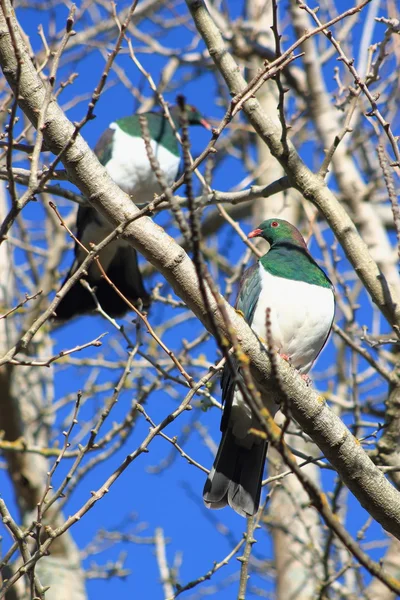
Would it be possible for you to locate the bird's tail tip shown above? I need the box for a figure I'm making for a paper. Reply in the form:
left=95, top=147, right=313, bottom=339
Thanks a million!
left=203, top=429, right=266, bottom=518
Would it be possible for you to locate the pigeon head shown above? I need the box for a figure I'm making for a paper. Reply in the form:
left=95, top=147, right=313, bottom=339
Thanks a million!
left=170, top=100, right=211, bottom=130
left=187, top=104, right=211, bottom=128
left=248, top=219, right=308, bottom=249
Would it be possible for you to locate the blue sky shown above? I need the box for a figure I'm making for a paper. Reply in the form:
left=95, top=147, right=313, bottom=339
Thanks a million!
left=1, top=1, right=396, bottom=598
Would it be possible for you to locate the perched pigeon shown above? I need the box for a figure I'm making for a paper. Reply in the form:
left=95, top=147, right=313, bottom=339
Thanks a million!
left=55, top=104, right=210, bottom=320
left=203, top=219, right=335, bottom=517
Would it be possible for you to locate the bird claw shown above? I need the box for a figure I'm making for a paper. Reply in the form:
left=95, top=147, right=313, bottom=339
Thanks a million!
left=235, top=309, right=245, bottom=319
left=278, top=355, right=312, bottom=386
left=300, top=373, right=312, bottom=386
left=279, top=353, right=291, bottom=363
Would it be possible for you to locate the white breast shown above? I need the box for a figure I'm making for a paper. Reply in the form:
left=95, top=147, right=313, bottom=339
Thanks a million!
left=106, top=123, right=181, bottom=200
left=251, top=266, right=334, bottom=374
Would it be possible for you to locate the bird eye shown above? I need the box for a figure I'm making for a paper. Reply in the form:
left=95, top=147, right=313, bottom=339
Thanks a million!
left=271, top=221, right=279, bottom=228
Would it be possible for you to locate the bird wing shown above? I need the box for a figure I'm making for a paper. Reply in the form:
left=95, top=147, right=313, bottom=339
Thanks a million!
left=235, top=263, right=261, bottom=324
left=76, top=204, right=93, bottom=240
left=94, top=127, right=114, bottom=166
left=74, top=203, right=106, bottom=259
left=220, top=263, right=261, bottom=431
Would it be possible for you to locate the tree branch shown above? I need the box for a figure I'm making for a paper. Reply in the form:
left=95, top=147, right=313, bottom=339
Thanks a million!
left=185, top=0, right=400, bottom=334
left=1, top=0, right=400, bottom=555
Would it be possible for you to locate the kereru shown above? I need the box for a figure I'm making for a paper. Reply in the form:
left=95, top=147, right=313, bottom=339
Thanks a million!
left=203, top=219, right=335, bottom=517
left=55, top=104, right=210, bottom=320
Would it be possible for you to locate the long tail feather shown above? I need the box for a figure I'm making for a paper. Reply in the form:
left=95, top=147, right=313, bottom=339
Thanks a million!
left=203, top=427, right=267, bottom=518
left=54, top=246, right=149, bottom=320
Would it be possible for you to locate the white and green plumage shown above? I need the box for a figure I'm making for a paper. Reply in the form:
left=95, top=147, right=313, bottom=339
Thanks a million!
left=204, top=219, right=335, bottom=517
left=55, top=105, right=209, bottom=320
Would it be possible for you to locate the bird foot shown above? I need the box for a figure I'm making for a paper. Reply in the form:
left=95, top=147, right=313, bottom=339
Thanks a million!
left=235, top=309, right=245, bottom=319
left=279, top=353, right=291, bottom=363
left=277, top=353, right=312, bottom=385
left=300, top=373, right=312, bottom=386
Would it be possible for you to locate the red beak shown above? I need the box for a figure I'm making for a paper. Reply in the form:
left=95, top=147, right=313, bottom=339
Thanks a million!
left=248, top=228, right=262, bottom=239
left=200, top=118, right=212, bottom=131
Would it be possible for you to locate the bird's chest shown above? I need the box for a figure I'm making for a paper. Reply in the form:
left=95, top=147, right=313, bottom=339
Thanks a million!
left=106, top=126, right=180, bottom=199
left=251, top=267, right=334, bottom=373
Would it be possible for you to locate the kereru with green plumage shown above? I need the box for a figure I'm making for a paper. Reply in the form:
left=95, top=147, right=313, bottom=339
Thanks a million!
left=203, top=219, right=335, bottom=517
left=55, top=104, right=210, bottom=320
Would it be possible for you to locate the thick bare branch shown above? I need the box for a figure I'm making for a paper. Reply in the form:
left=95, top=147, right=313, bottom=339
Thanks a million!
left=0, top=0, right=400, bottom=546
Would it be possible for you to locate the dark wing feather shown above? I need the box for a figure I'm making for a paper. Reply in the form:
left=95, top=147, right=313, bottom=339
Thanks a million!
left=54, top=242, right=150, bottom=320
left=94, top=127, right=114, bottom=166
left=235, top=263, right=261, bottom=324
left=55, top=205, right=150, bottom=320
left=70, top=203, right=108, bottom=261
left=203, top=262, right=266, bottom=517
left=220, top=263, right=261, bottom=430
left=76, top=204, right=93, bottom=238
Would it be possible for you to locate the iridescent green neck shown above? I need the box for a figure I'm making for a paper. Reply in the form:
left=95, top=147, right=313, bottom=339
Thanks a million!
left=116, top=113, right=180, bottom=156
left=260, top=242, right=332, bottom=288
